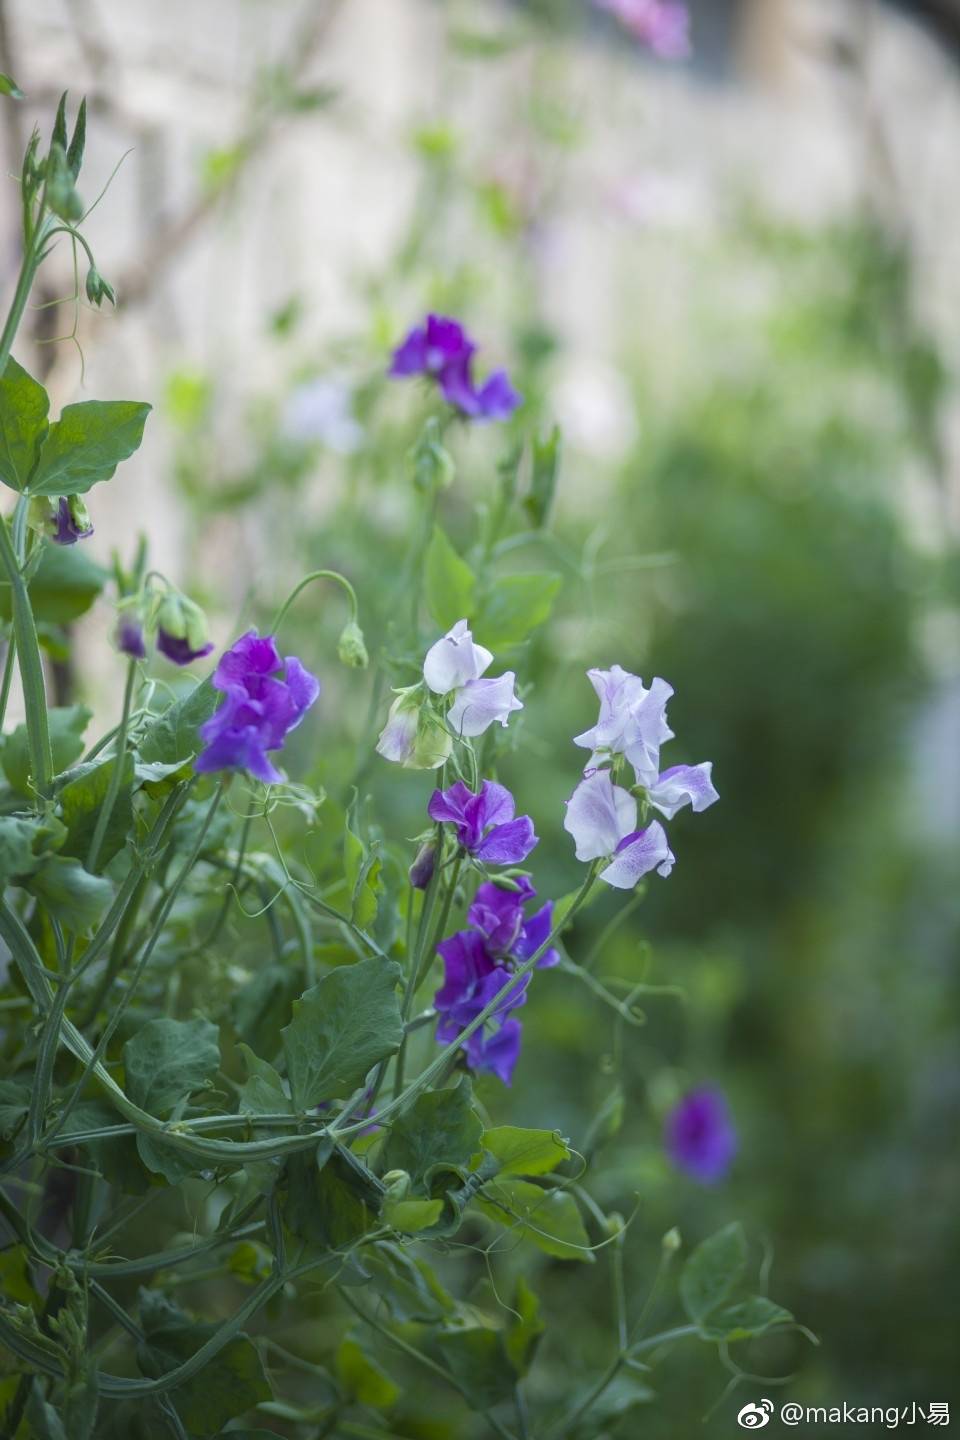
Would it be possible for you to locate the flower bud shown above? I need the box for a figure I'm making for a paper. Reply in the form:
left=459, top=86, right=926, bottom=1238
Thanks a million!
left=337, top=619, right=369, bottom=669
left=114, top=600, right=147, bottom=660
left=85, top=265, right=116, bottom=309
left=29, top=495, right=94, bottom=545
left=154, top=591, right=214, bottom=666
left=662, top=1226, right=682, bottom=1254
left=408, top=840, right=437, bottom=891
left=45, top=141, right=83, bottom=222
left=382, top=1169, right=411, bottom=1200
left=408, top=417, right=455, bottom=494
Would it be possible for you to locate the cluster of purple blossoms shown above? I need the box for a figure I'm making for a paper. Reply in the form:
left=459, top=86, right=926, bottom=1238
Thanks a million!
left=376, top=619, right=523, bottom=769
left=196, top=629, right=320, bottom=784
left=665, top=1087, right=737, bottom=1184
left=593, top=0, right=691, bottom=58
left=389, top=314, right=521, bottom=422
left=435, top=876, right=558, bottom=1084
left=564, top=665, right=718, bottom=888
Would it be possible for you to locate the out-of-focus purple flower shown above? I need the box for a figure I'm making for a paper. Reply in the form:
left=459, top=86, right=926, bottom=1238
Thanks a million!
left=52, top=496, right=94, bottom=545
left=564, top=769, right=675, bottom=888
left=196, top=628, right=320, bottom=783
left=665, top=1088, right=737, bottom=1184
left=647, top=762, right=718, bottom=820
left=155, top=592, right=214, bottom=667
left=428, top=780, right=537, bottom=864
left=574, top=666, right=674, bottom=782
left=389, top=313, right=521, bottom=422
left=423, top=620, right=493, bottom=695
left=448, top=672, right=522, bottom=738
left=435, top=929, right=530, bottom=1086
left=115, top=612, right=147, bottom=660
left=157, top=629, right=214, bottom=666
left=594, top=0, right=691, bottom=59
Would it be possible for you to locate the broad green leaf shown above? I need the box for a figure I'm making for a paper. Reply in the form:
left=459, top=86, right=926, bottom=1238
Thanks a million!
left=0, top=542, right=107, bottom=624
left=237, top=1044, right=291, bottom=1116
left=337, top=1336, right=400, bottom=1408
left=383, top=1197, right=444, bottom=1233
left=281, top=1148, right=374, bottom=1253
left=698, top=1294, right=794, bottom=1342
left=138, top=681, right=218, bottom=766
left=482, top=1125, right=570, bottom=1177
left=0, top=813, right=64, bottom=885
left=477, top=1177, right=593, bottom=1262
left=61, top=1100, right=151, bottom=1195
left=28, top=400, right=151, bottom=497
left=231, top=963, right=300, bottom=1063
left=524, top=424, right=561, bottom=527
left=137, top=1290, right=270, bottom=1438
left=122, top=1017, right=220, bottom=1119
left=0, top=357, right=49, bottom=490
left=680, top=1222, right=748, bottom=1325
left=570, top=1372, right=655, bottom=1436
left=59, top=753, right=134, bottom=868
left=381, top=1079, right=482, bottom=1193
left=359, top=1247, right=453, bottom=1323
left=26, top=855, right=112, bottom=932
left=2, top=704, right=90, bottom=794
left=281, top=956, right=402, bottom=1109
left=505, top=1276, right=544, bottom=1377
left=425, top=525, right=476, bottom=630
left=136, top=1132, right=205, bottom=1186
left=475, top=571, right=561, bottom=649
left=433, top=1327, right=514, bottom=1410
left=344, top=817, right=381, bottom=929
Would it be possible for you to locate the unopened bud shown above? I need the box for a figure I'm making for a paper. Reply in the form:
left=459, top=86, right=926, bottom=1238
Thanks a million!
left=662, top=1226, right=682, bottom=1254
left=85, top=265, right=116, bottom=308
left=337, top=619, right=368, bottom=669
left=408, top=841, right=437, bottom=891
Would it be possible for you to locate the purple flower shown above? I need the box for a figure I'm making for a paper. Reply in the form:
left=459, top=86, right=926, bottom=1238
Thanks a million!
left=52, top=496, right=94, bottom=545
left=665, top=1088, right=737, bottom=1185
left=647, top=762, right=718, bottom=820
left=564, top=769, right=675, bottom=888
left=196, top=628, right=320, bottom=783
left=428, top=780, right=538, bottom=864
left=154, top=592, right=215, bottom=667
left=594, top=0, right=691, bottom=59
left=468, top=879, right=558, bottom=968
left=389, top=313, right=521, bottom=422
left=409, top=841, right=437, bottom=891
left=435, top=929, right=530, bottom=1086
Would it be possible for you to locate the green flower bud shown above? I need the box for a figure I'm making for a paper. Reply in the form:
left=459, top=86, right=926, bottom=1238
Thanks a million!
left=662, top=1226, right=682, bottom=1254
left=337, top=619, right=369, bottom=669
left=153, top=590, right=214, bottom=665
left=382, top=1169, right=411, bottom=1200
left=408, top=417, right=455, bottom=494
left=85, top=265, right=116, bottom=308
left=45, top=140, right=83, bottom=222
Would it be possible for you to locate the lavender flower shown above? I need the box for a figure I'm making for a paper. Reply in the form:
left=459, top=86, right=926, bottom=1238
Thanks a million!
left=594, top=0, right=691, bottom=59
left=428, top=780, right=538, bottom=864
left=564, top=768, right=674, bottom=888
left=155, top=593, right=214, bottom=667
left=409, top=840, right=437, bottom=891
left=647, top=762, right=718, bottom=820
left=115, top=612, right=147, bottom=660
left=29, top=495, right=94, bottom=545
left=665, top=1088, right=737, bottom=1184
left=448, top=673, right=522, bottom=738
left=423, top=620, right=493, bottom=694
left=574, top=665, right=674, bottom=782
left=389, top=313, right=521, bottom=422
left=196, top=628, right=320, bottom=784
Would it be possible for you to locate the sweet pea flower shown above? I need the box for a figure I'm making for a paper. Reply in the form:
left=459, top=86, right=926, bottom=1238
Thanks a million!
left=646, top=762, right=718, bottom=820
left=389, top=313, right=521, bottom=422
left=564, top=769, right=674, bottom=889
left=428, top=780, right=538, bottom=864
left=155, top=593, right=214, bottom=667
left=423, top=620, right=522, bottom=737
left=196, top=629, right=319, bottom=784
left=376, top=686, right=453, bottom=770
left=594, top=0, right=691, bottom=59
left=115, top=612, right=146, bottom=660
left=435, top=931, right=527, bottom=1085
left=665, top=1087, right=737, bottom=1184
left=448, top=673, right=523, bottom=738
left=29, top=495, right=94, bottom=545
left=423, top=620, right=492, bottom=694
left=574, top=666, right=674, bottom=782
left=468, top=878, right=559, bottom=968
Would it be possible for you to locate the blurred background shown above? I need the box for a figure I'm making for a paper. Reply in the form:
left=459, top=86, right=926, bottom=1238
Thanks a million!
left=2, top=0, right=959, bottom=1431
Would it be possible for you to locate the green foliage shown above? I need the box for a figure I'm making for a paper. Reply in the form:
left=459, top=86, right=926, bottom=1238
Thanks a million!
left=137, top=681, right=218, bottom=765
left=380, top=1078, right=482, bottom=1191
left=0, top=543, right=107, bottom=624
left=475, top=571, right=561, bottom=648
left=477, top=1177, right=593, bottom=1261
left=281, top=957, right=402, bottom=1108
left=2, top=704, right=89, bottom=793
left=27, top=401, right=151, bottom=497
left=122, top=1017, right=220, bottom=1118
left=425, top=524, right=476, bottom=629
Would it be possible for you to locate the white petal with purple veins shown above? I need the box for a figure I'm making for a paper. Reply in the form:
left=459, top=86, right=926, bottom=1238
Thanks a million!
left=448, top=673, right=523, bottom=738
left=563, top=769, right=637, bottom=861
left=600, top=822, right=675, bottom=889
left=647, top=762, right=719, bottom=820
left=422, top=619, right=493, bottom=695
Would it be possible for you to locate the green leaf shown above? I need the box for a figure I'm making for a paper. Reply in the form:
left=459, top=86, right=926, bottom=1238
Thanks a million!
left=425, top=525, right=476, bottom=630
left=138, top=681, right=219, bottom=766
left=0, top=1080, right=30, bottom=1142
left=2, top=704, right=90, bottom=794
left=381, top=1079, right=482, bottom=1193
left=475, top=571, right=561, bottom=649
left=122, top=1017, right=220, bottom=1119
left=0, top=812, right=64, bottom=886
left=383, top=1197, right=444, bottom=1233
left=433, top=1327, right=514, bottom=1410
left=337, top=1336, right=400, bottom=1408
left=505, top=1276, right=544, bottom=1377
left=281, top=956, right=402, bottom=1109
left=698, top=1294, right=794, bottom=1342
left=59, top=753, right=134, bottom=868
left=344, top=816, right=381, bottom=929
left=0, top=73, right=24, bottom=99
left=524, top=425, right=561, bottom=527
left=482, top=1125, right=570, bottom=1177
left=281, top=1148, right=374, bottom=1253
left=61, top=1100, right=151, bottom=1194
left=137, top=1290, right=271, bottom=1438
left=26, top=855, right=112, bottom=932
left=0, top=357, right=49, bottom=490
left=477, top=1178, right=593, bottom=1262
left=680, top=1223, right=748, bottom=1325
left=0, top=542, right=107, bottom=624
left=569, top=1372, right=655, bottom=1436
left=231, top=963, right=300, bottom=1063
left=359, top=1247, right=453, bottom=1323
left=237, top=1044, right=291, bottom=1117
left=28, top=400, right=151, bottom=497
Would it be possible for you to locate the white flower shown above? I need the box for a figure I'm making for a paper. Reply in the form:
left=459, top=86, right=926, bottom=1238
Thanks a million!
left=646, top=762, right=718, bottom=820
left=574, top=665, right=674, bottom=781
left=448, top=673, right=522, bottom=738
left=422, top=619, right=493, bottom=695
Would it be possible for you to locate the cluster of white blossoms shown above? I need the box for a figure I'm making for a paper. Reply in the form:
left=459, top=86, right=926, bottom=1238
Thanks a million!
left=564, top=665, right=718, bottom=889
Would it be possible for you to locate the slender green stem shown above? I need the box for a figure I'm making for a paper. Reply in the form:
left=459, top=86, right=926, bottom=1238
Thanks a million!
left=86, top=656, right=138, bottom=871
left=0, top=637, right=16, bottom=731
left=393, top=849, right=462, bottom=1099
left=270, top=568, right=358, bottom=636
left=0, top=513, right=52, bottom=800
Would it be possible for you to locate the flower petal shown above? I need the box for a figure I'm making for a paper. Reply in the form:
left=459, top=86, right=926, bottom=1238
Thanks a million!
left=474, top=816, right=538, bottom=865
left=647, top=762, right=718, bottom=820
left=599, top=821, right=675, bottom=889
left=563, top=769, right=637, bottom=861
left=447, top=673, right=522, bottom=738
left=422, top=620, right=493, bottom=695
